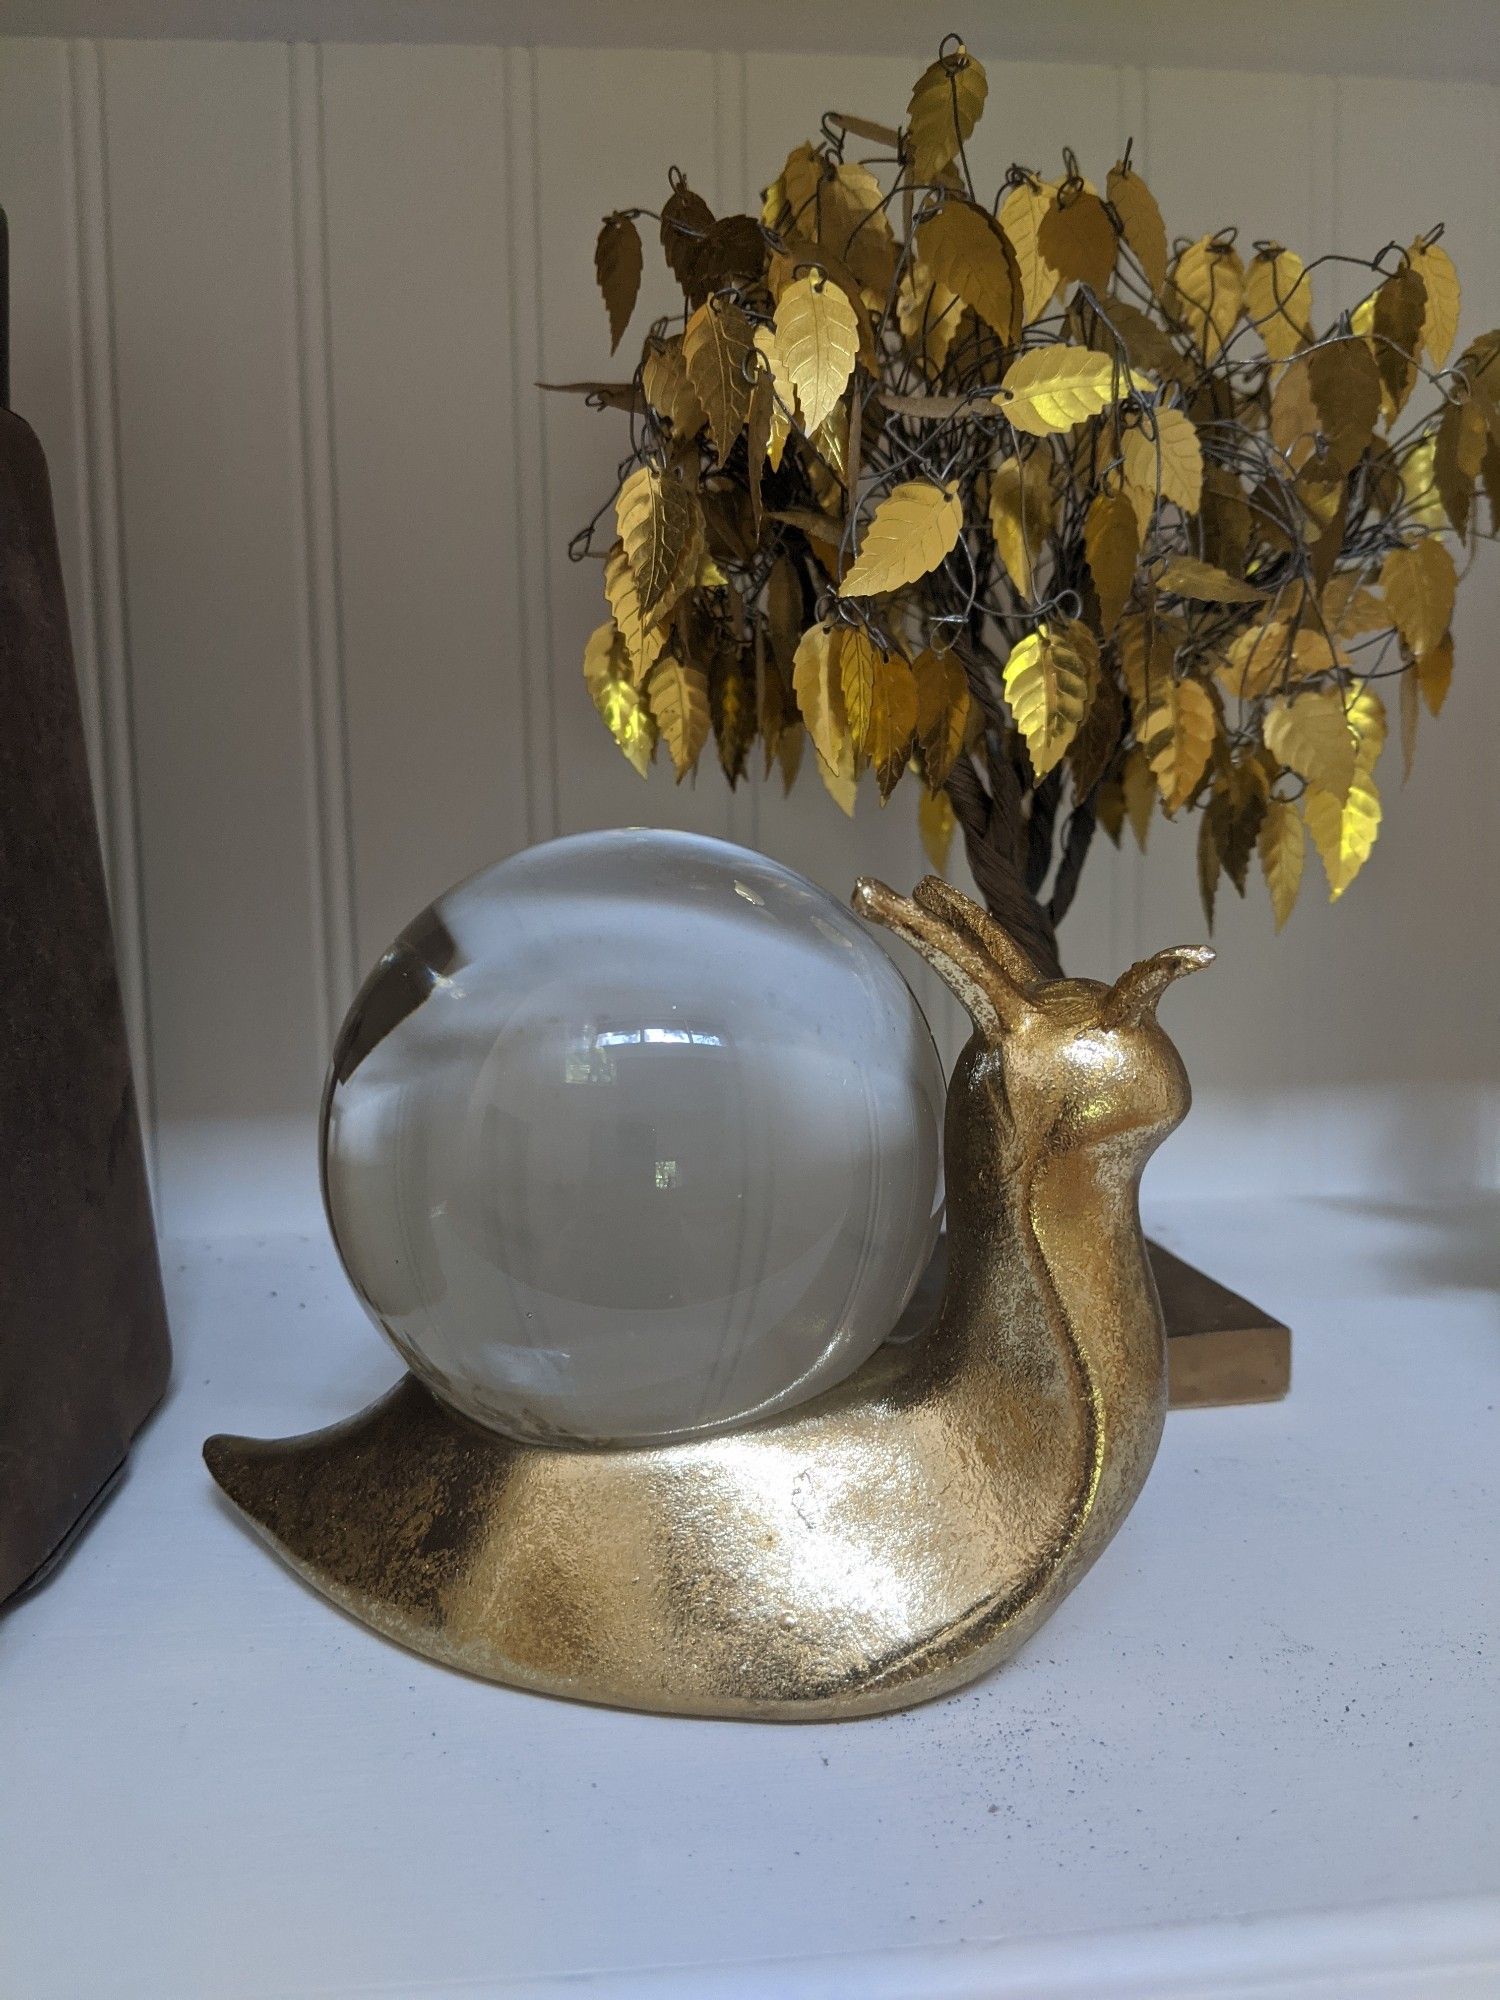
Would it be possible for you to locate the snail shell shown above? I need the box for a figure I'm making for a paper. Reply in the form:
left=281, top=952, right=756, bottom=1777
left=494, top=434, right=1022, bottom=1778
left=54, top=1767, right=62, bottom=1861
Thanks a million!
left=321, top=829, right=944, bottom=1445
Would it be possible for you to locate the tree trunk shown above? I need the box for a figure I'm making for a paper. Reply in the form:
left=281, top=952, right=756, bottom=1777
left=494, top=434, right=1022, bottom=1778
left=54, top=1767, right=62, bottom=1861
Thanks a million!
left=945, top=753, right=1064, bottom=978
left=944, top=733, right=1100, bottom=982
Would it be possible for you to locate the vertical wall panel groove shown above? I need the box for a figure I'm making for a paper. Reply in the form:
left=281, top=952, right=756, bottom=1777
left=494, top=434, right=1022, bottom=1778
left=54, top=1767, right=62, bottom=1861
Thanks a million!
left=67, top=36, right=157, bottom=1186
left=100, top=36, right=329, bottom=1237
left=320, top=43, right=533, bottom=963
left=503, top=44, right=558, bottom=848
left=288, top=40, right=358, bottom=1046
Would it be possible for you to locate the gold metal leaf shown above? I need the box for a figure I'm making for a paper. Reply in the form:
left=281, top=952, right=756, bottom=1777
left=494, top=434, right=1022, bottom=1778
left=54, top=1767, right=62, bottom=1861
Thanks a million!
left=1257, top=796, right=1304, bottom=930
left=1348, top=685, right=1388, bottom=770
left=1085, top=296, right=1182, bottom=384
left=1372, top=266, right=1427, bottom=419
left=791, top=622, right=850, bottom=775
left=1304, top=774, right=1379, bottom=901
left=643, top=652, right=709, bottom=779
left=629, top=483, right=702, bottom=628
left=822, top=161, right=898, bottom=300
left=595, top=213, right=643, bottom=354
left=1321, top=573, right=1391, bottom=639
left=864, top=648, right=919, bottom=798
left=1196, top=802, right=1221, bottom=932
left=905, top=43, right=988, bottom=183
left=989, top=453, right=1054, bottom=597
left=1084, top=490, right=1138, bottom=636
left=584, top=620, right=657, bottom=777
left=810, top=402, right=849, bottom=493
left=773, top=271, right=859, bottom=436
left=1106, top=162, right=1168, bottom=296
left=1142, top=676, right=1216, bottom=812
left=659, top=179, right=715, bottom=296
left=751, top=326, right=795, bottom=469
left=770, top=241, right=878, bottom=367
left=683, top=296, right=755, bottom=463
left=1170, top=236, right=1245, bottom=361
left=1094, top=771, right=1125, bottom=843
left=603, top=539, right=665, bottom=683
left=1381, top=537, right=1456, bottom=661
left=766, top=552, right=803, bottom=677
left=1400, top=654, right=1420, bottom=779
left=776, top=715, right=806, bottom=793
left=564, top=63, right=1480, bottom=927
left=698, top=215, right=770, bottom=299
left=1245, top=246, right=1312, bottom=362
left=710, top=645, right=756, bottom=786
left=913, top=647, right=970, bottom=788
left=1037, top=190, right=1117, bottom=297
left=839, top=480, right=963, bottom=597
left=746, top=371, right=772, bottom=535
left=767, top=141, right=822, bottom=236
left=1432, top=392, right=1487, bottom=537
left=917, top=202, right=1020, bottom=344
left=1156, top=555, right=1263, bottom=604
left=1286, top=627, right=1349, bottom=680
left=1303, top=694, right=1384, bottom=900
left=641, top=336, right=705, bottom=439
left=1399, top=436, right=1448, bottom=535
left=1307, top=338, right=1381, bottom=475
left=1263, top=688, right=1357, bottom=803
left=1002, top=622, right=1094, bottom=777
left=998, top=178, right=1059, bottom=326
left=1268, top=353, right=1319, bottom=471
left=1121, top=742, right=1155, bottom=848
left=756, top=619, right=784, bottom=765
left=1418, top=629, right=1454, bottom=715
left=1115, top=610, right=1177, bottom=717
left=1409, top=238, right=1460, bottom=368
left=1121, top=407, right=1203, bottom=517
left=1216, top=619, right=1292, bottom=701
left=994, top=345, right=1133, bottom=436
left=1068, top=667, right=1123, bottom=802
left=1221, top=751, right=1275, bottom=891
left=616, top=465, right=701, bottom=628
left=816, top=742, right=859, bottom=816
left=838, top=624, right=880, bottom=753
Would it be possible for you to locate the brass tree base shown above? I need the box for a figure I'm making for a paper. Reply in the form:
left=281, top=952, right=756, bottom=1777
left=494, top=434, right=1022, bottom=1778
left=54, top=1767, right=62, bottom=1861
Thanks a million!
left=1152, top=1242, right=1290, bottom=1407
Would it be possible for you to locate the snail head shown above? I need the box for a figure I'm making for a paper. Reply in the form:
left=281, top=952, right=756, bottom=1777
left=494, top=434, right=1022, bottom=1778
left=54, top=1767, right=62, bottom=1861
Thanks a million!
left=854, top=875, right=1213, bottom=1155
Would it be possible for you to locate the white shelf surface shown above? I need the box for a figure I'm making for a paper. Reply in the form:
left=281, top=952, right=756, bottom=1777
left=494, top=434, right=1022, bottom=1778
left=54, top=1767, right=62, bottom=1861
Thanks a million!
left=3, top=1194, right=1498, bottom=1999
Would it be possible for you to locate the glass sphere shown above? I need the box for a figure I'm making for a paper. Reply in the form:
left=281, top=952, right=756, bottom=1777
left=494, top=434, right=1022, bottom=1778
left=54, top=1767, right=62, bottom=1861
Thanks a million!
left=321, top=829, right=945, bottom=1445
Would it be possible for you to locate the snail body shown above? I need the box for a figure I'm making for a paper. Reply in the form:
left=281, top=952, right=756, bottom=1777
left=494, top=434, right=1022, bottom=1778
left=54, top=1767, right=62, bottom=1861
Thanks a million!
left=207, top=850, right=1209, bottom=1719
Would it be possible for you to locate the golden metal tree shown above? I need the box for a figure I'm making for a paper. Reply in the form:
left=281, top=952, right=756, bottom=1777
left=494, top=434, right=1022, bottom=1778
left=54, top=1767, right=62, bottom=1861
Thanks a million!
left=559, top=35, right=1495, bottom=973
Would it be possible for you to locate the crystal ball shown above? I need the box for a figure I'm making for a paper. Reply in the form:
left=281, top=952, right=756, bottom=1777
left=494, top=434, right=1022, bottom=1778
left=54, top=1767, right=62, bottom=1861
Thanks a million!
left=320, top=829, right=945, bottom=1446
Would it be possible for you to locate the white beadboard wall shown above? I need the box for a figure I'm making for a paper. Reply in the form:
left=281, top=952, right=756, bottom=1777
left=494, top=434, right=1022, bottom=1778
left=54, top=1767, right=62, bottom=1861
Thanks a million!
left=0, top=34, right=1496, bottom=1232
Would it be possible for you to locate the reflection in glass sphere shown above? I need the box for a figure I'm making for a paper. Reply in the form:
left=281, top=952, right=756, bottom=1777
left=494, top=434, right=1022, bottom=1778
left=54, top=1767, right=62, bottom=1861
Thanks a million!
left=321, top=830, right=945, bottom=1446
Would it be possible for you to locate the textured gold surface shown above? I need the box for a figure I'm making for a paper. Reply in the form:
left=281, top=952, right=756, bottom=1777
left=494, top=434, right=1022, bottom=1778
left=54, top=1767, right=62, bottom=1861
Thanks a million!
left=205, top=877, right=1210, bottom=1720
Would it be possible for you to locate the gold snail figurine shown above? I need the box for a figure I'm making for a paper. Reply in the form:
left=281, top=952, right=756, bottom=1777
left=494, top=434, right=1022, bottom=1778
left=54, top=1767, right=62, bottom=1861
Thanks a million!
left=206, top=832, right=1210, bottom=1720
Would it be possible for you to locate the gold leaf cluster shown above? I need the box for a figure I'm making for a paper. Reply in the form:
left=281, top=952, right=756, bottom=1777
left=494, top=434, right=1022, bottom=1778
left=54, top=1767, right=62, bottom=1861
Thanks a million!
left=561, top=37, right=1494, bottom=926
